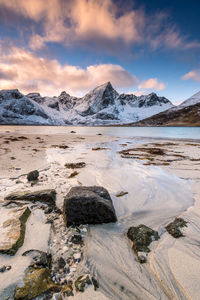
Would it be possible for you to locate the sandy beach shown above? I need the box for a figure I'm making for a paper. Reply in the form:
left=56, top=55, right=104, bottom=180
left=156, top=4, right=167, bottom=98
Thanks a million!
left=0, top=126, right=200, bottom=300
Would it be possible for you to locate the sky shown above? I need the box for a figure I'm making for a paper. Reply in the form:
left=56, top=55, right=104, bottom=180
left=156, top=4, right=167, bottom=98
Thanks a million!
left=0, top=0, right=200, bottom=104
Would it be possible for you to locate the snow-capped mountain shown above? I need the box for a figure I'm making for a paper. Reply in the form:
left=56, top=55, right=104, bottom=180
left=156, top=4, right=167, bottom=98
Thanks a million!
left=0, top=82, right=174, bottom=125
left=0, top=89, right=53, bottom=125
left=179, top=91, right=200, bottom=108
left=131, top=90, right=200, bottom=126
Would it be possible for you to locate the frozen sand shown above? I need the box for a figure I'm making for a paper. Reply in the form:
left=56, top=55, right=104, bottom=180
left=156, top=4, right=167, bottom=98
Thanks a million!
left=0, top=126, right=200, bottom=299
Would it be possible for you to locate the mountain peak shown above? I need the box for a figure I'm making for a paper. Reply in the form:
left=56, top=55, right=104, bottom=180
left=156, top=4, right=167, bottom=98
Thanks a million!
left=180, top=90, right=200, bottom=107
left=94, top=81, right=114, bottom=91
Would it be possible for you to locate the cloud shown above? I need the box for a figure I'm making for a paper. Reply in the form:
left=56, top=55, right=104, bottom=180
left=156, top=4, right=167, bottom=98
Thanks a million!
left=182, top=69, right=200, bottom=82
left=0, top=46, right=138, bottom=96
left=138, top=78, right=166, bottom=91
left=145, top=14, right=200, bottom=51
left=0, top=0, right=144, bottom=51
left=0, top=0, right=199, bottom=54
left=126, top=90, right=148, bottom=96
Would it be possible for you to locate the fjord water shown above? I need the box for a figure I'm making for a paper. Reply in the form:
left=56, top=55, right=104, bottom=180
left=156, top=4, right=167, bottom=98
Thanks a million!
left=0, top=125, right=200, bottom=140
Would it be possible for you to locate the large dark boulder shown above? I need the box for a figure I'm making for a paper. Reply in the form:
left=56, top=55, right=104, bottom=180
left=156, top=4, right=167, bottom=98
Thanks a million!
left=63, top=186, right=117, bottom=226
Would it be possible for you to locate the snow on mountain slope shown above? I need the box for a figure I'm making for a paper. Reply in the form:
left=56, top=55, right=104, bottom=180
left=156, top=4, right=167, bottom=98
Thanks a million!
left=179, top=91, right=200, bottom=108
left=74, top=82, right=119, bottom=116
left=0, top=83, right=174, bottom=125
left=128, top=89, right=200, bottom=126
left=0, top=90, right=53, bottom=125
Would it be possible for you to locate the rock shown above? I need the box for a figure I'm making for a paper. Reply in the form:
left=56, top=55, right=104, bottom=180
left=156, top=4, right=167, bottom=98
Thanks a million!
left=0, top=265, right=11, bottom=273
left=73, top=253, right=81, bottom=260
left=91, top=276, right=99, bottom=290
left=92, top=147, right=107, bottom=151
left=0, top=207, right=31, bottom=255
left=65, top=162, right=86, bottom=169
left=70, top=234, right=83, bottom=244
left=55, top=257, right=66, bottom=269
left=115, top=191, right=128, bottom=197
left=63, top=186, right=117, bottom=226
left=68, top=171, right=79, bottom=178
left=165, top=217, right=187, bottom=238
left=5, top=189, right=56, bottom=206
left=27, top=170, right=39, bottom=182
left=75, top=275, right=92, bottom=292
left=127, top=224, right=159, bottom=262
left=54, top=207, right=62, bottom=215
left=70, top=267, right=77, bottom=273
left=22, top=250, right=52, bottom=268
left=137, top=254, right=147, bottom=264
left=14, top=267, right=60, bottom=300
left=62, top=283, right=73, bottom=296
left=44, top=207, right=53, bottom=214
left=58, top=145, right=69, bottom=149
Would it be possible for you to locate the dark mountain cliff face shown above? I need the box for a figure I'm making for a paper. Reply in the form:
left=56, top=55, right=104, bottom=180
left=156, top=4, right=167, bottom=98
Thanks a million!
left=118, top=93, right=171, bottom=108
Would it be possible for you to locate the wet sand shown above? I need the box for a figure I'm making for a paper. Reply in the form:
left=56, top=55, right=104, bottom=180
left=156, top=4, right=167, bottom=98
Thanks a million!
left=0, top=127, right=200, bottom=299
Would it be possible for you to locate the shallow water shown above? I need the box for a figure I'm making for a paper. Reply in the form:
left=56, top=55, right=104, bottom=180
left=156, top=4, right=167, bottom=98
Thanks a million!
left=0, top=126, right=199, bottom=299
left=0, top=125, right=200, bottom=140
left=47, top=139, right=194, bottom=299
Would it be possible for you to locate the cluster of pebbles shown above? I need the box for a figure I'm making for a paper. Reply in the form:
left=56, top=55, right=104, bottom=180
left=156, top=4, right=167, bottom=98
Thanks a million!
left=0, top=164, right=100, bottom=299
left=50, top=213, right=87, bottom=285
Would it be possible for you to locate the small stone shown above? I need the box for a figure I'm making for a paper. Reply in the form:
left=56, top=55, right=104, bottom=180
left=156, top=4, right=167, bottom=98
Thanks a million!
left=15, top=180, right=22, bottom=184
left=68, top=171, right=79, bottom=178
left=127, top=224, right=159, bottom=263
left=91, top=276, right=99, bottom=290
left=138, top=255, right=147, bottom=264
left=70, top=234, right=83, bottom=245
left=0, top=265, right=11, bottom=273
left=73, top=253, right=81, bottom=260
left=75, top=274, right=92, bottom=292
left=65, top=162, right=86, bottom=169
left=27, top=170, right=39, bottom=182
left=22, top=250, right=52, bottom=268
left=70, top=267, right=76, bottom=272
left=92, top=147, right=107, bottom=151
left=62, top=246, right=69, bottom=252
left=44, top=207, right=53, bottom=214
left=166, top=217, right=187, bottom=238
left=62, top=283, right=73, bottom=296
left=115, top=191, right=128, bottom=197
left=56, top=257, right=66, bottom=269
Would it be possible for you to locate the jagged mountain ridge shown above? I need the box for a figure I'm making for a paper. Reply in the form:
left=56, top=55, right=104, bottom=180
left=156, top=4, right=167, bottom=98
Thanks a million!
left=0, top=89, right=51, bottom=125
left=130, top=90, right=200, bottom=127
left=0, top=82, right=174, bottom=125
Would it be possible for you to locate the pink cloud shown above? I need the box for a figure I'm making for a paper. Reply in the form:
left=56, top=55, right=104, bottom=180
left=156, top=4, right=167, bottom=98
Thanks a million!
left=182, top=69, right=200, bottom=82
left=1, top=0, right=198, bottom=54
left=0, top=46, right=138, bottom=96
left=138, top=78, right=166, bottom=91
